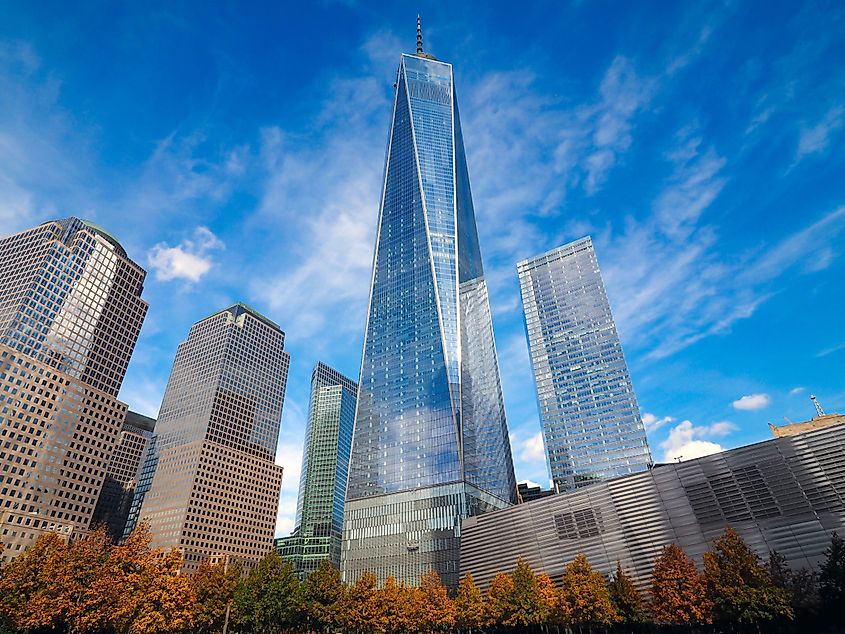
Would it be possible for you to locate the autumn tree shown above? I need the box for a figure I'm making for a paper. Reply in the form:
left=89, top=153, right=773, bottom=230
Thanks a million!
left=0, top=532, right=67, bottom=630
left=190, top=559, right=240, bottom=633
left=819, top=532, right=845, bottom=605
left=414, top=570, right=455, bottom=633
left=377, top=576, right=416, bottom=634
left=536, top=573, right=560, bottom=624
left=303, top=560, right=346, bottom=633
left=124, top=548, right=196, bottom=634
left=341, top=570, right=385, bottom=634
left=704, top=527, right=792, bottom=625
left=608, top=562, right=647, bottom=624
left=0, top=523, right=194, bottom=634
left=97, top=524, right=195, bottom=634
left=557, top=553, right=617, bottom=628
left=234, top=552, right=302, bottom=633
left=454, top=573, right=485, bottom=633
left=485, top=572, right=515, bottom=626
left=650, top=543, right=712, bottom=625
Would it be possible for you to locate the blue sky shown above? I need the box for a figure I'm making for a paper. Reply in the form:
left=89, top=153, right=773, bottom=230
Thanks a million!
left=1, top=1, right=843, bottom=537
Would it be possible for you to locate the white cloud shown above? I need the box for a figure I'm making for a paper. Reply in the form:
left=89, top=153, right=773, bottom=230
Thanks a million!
left=519, top=432, right=546, bottom=462
left=658, top=419, right=736, bottom=463
left=642, top=412, right=674, bottom=432
left=732, top=393, right=771, bottom=411
left=147, top=226, right=224, bottom=283
left=789, top=387, right=805, bottom=396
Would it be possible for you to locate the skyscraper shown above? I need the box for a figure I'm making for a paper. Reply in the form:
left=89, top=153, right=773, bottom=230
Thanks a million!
left=517, top=236, right=652, bottom=492
left=276, top=362, right=357, bottom=577
left=91, top=410, right=156, bottom=541
left=137, top=303, right=290, bottom=573
left=0, top=217, right=148, bottom=559
left=342, top=23, right=516, bottom=588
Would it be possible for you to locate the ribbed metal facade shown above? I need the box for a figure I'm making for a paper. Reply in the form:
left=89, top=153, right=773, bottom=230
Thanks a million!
left=461, top=423, right=845, bottom=591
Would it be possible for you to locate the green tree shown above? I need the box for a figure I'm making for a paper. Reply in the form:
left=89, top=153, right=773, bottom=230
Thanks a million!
left=650, top=543, right=712, bottom=625
left=819, top=532, right=845, bottom=605
left=190, top=559, right=240, bottom=633
left=703, top=527, right=792, bottom=624
left=608, top=562, right=647, bottom=623
left=557, top=554, right=617, bottom=628
left=303, top=560, right=346, bottom=633
left=768, top=550, right=819, bottom=619
left=454, top=573, right=485, bottom=633
left=511, top=559, right=547, bottom=626
left=234, top=552, right=302, bottom=633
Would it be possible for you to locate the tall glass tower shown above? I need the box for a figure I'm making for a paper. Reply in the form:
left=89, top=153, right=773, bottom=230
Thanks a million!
left=517, top=237, right=652, bottom=492
left=342, top=23, right=516, bottom=589
left=276, top=362, right=357, bottom=577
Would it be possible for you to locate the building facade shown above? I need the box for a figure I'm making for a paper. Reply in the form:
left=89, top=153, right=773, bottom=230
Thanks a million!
left=461, top=423, right=845, bottom=591
left=276, top=362, right=357, bottom=577
left=137, top=303, right=290, bottom=573
left=517, top=236, right=652, bottom=491
left=91, top=410, right=155, bottom=541
left=0, top=218, right=148, bottom=559
left=342, top=28, right=517, bottom=589
left=122, top=431, right=158, bottom=540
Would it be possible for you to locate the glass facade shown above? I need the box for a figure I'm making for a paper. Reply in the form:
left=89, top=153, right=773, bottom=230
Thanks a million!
left=276, top=362, right=357, bottom=577
left=343, top=49, right=516, bottom=589
left=91, top=410, right=156, bottom=541
left=517, top=237, right=652, bottom=492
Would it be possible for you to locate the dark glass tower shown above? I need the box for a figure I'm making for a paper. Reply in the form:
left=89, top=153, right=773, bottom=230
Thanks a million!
left=276, top=362, right=357, bottom=577
left=342, top=25, right=516, bottom=588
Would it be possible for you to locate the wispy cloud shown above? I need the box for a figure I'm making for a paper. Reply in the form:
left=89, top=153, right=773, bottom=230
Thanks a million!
left=147, top=226, right=224, bottom=283
left=642, top=412, right=674, bottom=433
left=796, top=106, right=844, bottom=161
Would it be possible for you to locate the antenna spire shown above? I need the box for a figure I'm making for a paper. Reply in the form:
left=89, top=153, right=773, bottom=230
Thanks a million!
left=810, top=395, right=826, bottom=417
left=416, top=15, right=423, bottom=54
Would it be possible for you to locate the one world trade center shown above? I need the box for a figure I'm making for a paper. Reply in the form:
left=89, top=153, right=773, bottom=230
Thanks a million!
left=342, top=21, right=517, bottom=588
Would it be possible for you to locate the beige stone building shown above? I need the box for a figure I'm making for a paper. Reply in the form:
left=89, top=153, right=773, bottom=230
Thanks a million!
left=137, top=304, right=289, bottom=573
left=0, top=218, right=148, bottom=560
left=769, top=412, right=845, bottom=437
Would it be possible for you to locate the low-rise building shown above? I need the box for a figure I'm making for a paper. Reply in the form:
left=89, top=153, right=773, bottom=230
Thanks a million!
left=461, top=423, right=845, bottom=590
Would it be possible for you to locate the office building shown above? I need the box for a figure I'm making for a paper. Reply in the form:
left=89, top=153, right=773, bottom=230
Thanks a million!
left=91, top=411, right=155, bottom=540
left=276, top=362, right=357, bottom=576
left=517, top=236, right=652, bottom=491
left=517, top=482, right=556, bottom=504
left=342, top=22, right=517, bottom=589
left=461, top=422, right=845, bottom=591
left=137, top=303, right=290, bottom=573
left=0, top=218, right=148, bottom=559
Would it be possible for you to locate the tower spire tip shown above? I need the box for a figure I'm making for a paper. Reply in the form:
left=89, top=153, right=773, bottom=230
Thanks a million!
left=416, top=15, right=423, bottom=54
